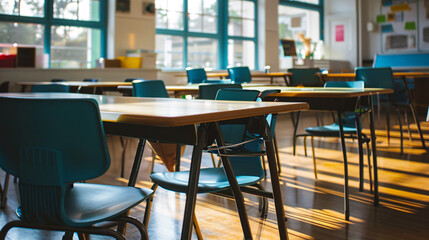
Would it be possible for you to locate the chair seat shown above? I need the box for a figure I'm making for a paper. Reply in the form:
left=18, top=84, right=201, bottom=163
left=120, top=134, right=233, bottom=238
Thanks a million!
left=151, top=168, right=263, bottom=194
left=305, top=123, right=357, bottom=137
left=17, top=183, right=153, bottom=227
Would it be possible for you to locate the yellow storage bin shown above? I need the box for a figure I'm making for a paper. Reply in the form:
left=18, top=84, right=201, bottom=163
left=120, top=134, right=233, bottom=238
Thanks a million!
left=118, top=56, right=142, bottom=68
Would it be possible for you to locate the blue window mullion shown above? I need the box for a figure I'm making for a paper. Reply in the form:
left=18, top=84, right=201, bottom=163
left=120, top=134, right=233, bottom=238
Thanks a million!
left=218, top=0, right=228, bottom=69
left=45, top=0, right=53, bottom=67
left=183, top=0, right=188, bottom=69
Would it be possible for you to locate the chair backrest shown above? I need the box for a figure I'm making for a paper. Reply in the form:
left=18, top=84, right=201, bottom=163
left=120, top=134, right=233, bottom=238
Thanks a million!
left=51, top=79, right=67, bottom=82
left=215, top=89, right=265, bottom=177
left=227, top=66, right=252, bottom=83
left=83, top=78, right=99, bottom=82
left=0, top=97, right=110, bottom=224
left=287, top=68, right=322, bottom=87
left=186, top=68, right=208, bottom=84
left=324, top=80, right=364, bottom=89
left=0, top=81, right=9, bottom=93
left=32, top=84, right=70, bottom=93
left=355, top=67, right=394, bottom=89
left=198, top=83, right=242, bottom=100
left=132, top=80, right=169, bottom=98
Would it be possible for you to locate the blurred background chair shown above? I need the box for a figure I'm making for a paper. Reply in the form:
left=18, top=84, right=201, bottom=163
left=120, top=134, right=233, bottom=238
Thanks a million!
left=227, top=66, right=252, bottom=84
left=32, top=84, right=70, bottom=93
left=0, top=97, right=154, bottom=240
left=355, top=67, right=426, bottom=154
left=198, top=83, right=242, bottom=100
left=83, top=78, right=99, bottom=82
left=186, top=68, right=228, bottom=84
left=0, top=81, right=9, bottom=93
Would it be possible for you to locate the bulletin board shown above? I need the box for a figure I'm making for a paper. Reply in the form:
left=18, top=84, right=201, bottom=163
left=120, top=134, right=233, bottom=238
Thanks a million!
left=378, top=0, right=419, bottom=52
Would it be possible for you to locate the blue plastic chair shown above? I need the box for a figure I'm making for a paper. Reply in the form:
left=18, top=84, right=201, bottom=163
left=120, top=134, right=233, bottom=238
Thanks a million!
left=355, top=67, right=426, bottom=154
left=198, top=83, right=242, bottom=100
left=132, top=80, right=169, bottom=98
left=32, top=84, right=70, bottom=93
left=151, top=88, right=276, bottom=238
left=227, top=66, right=252, bottom=83
left=0, top=97, right=154, bottom=240
left=287, top=68, right=322, bottom=87
left=297, top=81, right=373, bottom=191
left=186, top=68, right=228, bottom=84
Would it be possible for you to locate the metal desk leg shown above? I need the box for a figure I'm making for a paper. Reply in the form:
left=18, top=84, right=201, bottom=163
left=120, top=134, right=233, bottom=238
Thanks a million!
left=292, top=111, right=301, bottom=156
left=262, top=117, right=289, bottom=240
left=181, top=124, right=207, bottom=240
left=369, top=98, right=380, bottom=206
left=128, top=139, right=147, bottom=187
left=355, top=117, right=365, bottom=192
left=214, top=122, right=253, bottom=240
left=337, top=112, right=350, bottom=220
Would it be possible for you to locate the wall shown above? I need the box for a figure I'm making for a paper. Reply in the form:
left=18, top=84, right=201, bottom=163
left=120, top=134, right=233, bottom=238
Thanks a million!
left=324, top=0, right=359, bottom=68
left=113, top=0, right=156, bottom=58
left=360, top=0, right=382, bottom=61
left=259, top=0, right=280, bottom=72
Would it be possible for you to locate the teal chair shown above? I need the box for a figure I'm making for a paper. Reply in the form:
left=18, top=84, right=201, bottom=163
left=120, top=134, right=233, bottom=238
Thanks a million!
left=227, top=66, right=252, bottom=83
left=186, top=68, right=228, bottom=84
left=288, top=68, right=323, bottom=156
left=355, top=67, right=426, bottom=154
left=0, top=97, right=154, bottom=240
left=296, top=81, right=373, bottom=192
left=132, top=80, right=169, bottom=98
left=132, top=80, right=181, bottom=173
left=287, top=68, right=322, bottom=87
left=32, top=84, right=70, bottom=93
left=151, top=88, right=276, bottom=238
left=198, top=83, right=242, bottom=100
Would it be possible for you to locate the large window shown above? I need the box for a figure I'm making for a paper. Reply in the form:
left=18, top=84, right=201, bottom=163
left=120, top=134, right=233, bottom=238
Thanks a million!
left=278, top=0, right=323, bottom=68
left=155, top=0, right=257, bottom=70
left=0, top=0, right=106, bottom=68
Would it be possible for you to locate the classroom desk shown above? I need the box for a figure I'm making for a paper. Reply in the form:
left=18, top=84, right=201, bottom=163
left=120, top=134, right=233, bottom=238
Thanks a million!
left=143, top=85, right=394, bottom=220
left=16, top=81, right=132, bottom=93
left=0, top=92, right=308, bottom=240
left=175, top=72, right=292, bottom=85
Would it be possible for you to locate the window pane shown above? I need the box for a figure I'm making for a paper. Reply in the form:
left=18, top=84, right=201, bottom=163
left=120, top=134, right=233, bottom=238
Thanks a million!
left=51, top=26, right=101, bottom=68
left=155, top=0, right=184, bottom=30
left=188, top=37, right=218, bottom=69
left=0, top=0, right=44, bottom=17
left=203, top=0, right=217, bottom=15
left=0, top=22, right=44, bottom=55
left=229, top=0, right=243, bottom=18
left=278, top=5, right=319, bottom=59
left=228, top=39, right=254, bottom=69
left=188, top=0, right=202, bottom=14
left=228, top=0, right=254, bottom=37
left=53, top=0, right=100, bottom=21
left=155, top=34, right=183, bottom=69
left=189, top=13, right=202, bottom=32
left=203, top=16, right=216, bottom=33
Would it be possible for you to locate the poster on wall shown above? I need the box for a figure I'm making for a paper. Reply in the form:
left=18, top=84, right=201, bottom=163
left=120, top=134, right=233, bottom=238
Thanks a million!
left=380, top=0, right=418, bottom=52
left=419, top=0, right=429, bottom=50
left=335, top=25, right=345, bottom=42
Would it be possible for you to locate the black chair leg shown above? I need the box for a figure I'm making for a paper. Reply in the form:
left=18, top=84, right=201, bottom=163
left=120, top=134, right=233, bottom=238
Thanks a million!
left=395, top=106, right=404, bottom=154
left=409, top=103, right=426, bottom=149
left=1, top=173, right=10, bottom=209
left=366, top=140, right=373, bottom=194
left=292, top=111, right=301, bottom=156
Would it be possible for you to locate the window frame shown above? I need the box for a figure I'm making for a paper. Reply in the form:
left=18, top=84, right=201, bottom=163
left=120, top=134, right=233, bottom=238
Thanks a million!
left=0, top=0, right=107, bottom=68
left=155, top=0, right=258, bottom=70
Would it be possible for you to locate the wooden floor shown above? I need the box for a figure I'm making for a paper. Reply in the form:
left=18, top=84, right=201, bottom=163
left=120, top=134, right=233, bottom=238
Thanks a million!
left=1, top=111, right=428, bottom=239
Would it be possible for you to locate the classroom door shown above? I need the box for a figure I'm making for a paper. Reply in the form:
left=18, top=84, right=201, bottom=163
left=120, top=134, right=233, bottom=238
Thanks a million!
left=326, top=17, right=356, bottom=68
